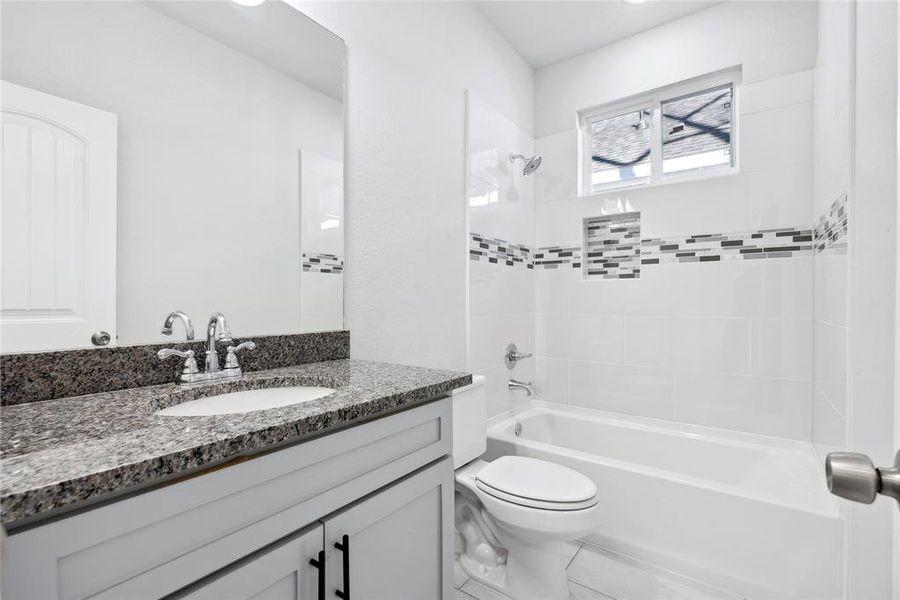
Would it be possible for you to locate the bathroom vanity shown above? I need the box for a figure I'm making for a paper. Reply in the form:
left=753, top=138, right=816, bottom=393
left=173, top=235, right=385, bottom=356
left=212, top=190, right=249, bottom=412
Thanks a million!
left=0, top=357, right=470, bottom=599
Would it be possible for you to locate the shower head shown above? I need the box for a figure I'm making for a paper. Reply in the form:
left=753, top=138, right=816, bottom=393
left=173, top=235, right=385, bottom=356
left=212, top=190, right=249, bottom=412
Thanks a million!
left=509, top=153, right=542, bottom=176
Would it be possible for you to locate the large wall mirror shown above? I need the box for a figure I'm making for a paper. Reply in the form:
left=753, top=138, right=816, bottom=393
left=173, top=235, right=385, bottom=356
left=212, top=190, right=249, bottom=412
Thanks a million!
left=0, top=0, right=345, bottom=352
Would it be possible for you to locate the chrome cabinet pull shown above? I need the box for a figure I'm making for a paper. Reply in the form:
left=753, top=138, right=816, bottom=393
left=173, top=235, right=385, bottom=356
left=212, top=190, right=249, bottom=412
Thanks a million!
left=826, top=450, right=900, bottom=505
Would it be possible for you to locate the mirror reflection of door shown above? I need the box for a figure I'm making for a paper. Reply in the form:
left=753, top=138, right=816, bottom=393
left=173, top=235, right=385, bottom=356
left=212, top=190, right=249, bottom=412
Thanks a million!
left=0, top=81, right=117, bottom=352
left=0, top=0, right=345, bottom=351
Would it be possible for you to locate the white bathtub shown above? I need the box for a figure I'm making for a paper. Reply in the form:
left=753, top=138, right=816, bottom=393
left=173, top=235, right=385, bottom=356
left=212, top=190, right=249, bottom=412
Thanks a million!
left=484, top=401, right=843, bottom=599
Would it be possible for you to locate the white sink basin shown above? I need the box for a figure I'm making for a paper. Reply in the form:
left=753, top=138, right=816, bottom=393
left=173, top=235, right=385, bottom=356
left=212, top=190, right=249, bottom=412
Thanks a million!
left=155, top=386, right=335, bottom=416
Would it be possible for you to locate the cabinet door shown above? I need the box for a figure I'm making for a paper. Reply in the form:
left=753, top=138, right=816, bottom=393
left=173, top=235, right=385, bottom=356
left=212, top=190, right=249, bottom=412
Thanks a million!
left=179, top=523, right=324, bottom=600
left=322, top=457, right=454, bottom=600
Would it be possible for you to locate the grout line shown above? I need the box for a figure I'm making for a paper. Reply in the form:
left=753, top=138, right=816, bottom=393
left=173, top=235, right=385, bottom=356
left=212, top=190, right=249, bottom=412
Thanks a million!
left=567, top=578, right=619, bottom=600
left=457, top=588, right=479, bottom=600
left=568, top=576, right=620, bottom=600
left=565, top=543, right=583, bottom=570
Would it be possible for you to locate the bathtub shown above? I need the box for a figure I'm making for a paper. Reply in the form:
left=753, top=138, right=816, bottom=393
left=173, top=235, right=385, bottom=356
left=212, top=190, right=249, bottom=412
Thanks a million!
left=484, top=401, right=843, bottom=599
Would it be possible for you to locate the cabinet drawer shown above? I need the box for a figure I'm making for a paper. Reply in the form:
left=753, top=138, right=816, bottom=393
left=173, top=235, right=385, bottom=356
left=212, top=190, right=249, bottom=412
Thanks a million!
left=174, top=523, right=323, bottom=600
left=3, top=398, right=451, bottom=600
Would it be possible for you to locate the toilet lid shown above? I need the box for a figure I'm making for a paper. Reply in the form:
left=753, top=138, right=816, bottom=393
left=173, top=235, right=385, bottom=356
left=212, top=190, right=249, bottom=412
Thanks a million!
left=475, top=456, right=598, bottom=510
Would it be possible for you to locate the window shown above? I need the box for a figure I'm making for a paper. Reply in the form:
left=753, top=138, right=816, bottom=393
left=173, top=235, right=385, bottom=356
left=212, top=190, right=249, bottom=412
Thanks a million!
left=588, top=108, right=652, bottom=188
left=579, top=70, right=738, bottom=195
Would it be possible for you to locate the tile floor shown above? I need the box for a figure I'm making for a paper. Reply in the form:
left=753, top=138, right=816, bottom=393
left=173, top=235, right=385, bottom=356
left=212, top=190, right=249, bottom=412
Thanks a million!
left=454, top=541, right=745, bottom=600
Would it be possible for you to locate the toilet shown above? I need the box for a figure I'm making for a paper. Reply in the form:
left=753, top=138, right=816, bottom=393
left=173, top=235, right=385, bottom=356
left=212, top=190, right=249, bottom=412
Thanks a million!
left=452, top=376, right=600, bottom=600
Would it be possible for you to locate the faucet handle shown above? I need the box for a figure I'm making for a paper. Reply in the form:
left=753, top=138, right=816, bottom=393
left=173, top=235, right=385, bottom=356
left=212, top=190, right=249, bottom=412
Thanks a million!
left=157, top=348, right=200, bottom=376
left=505, top=343, right=533, bottom=369
left=224, top=341, right=256, bottom=369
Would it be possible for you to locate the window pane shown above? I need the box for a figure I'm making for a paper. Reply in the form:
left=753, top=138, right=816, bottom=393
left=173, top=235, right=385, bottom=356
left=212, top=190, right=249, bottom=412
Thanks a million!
left=662, top=85, right=733, bottom=176
left=589, top=109, right=652, bottom=191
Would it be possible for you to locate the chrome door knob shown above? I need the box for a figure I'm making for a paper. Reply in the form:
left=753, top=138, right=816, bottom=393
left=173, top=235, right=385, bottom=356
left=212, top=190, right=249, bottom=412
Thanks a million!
left=91, top=331, right=111, bottom=346
left=826, top=451, right=900, bottom=505
left=826, top=452, right=878, bottom=503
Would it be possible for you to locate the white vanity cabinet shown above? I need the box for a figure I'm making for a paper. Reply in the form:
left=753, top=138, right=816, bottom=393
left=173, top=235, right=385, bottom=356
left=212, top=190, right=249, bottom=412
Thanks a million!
left=321, top=460, right=451, bottom=600
left=180, top=460, right=451, bottom=600
left=2, top=399, right=454, bottom=600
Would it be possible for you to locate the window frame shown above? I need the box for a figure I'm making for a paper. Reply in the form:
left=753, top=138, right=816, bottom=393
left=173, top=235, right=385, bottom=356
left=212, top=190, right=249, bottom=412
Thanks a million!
left=578, top=68, right=741, bottom=196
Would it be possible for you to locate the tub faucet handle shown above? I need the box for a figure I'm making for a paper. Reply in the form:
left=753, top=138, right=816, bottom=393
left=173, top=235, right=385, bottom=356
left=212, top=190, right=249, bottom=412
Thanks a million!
left=505, top=343, right=533, bottom=369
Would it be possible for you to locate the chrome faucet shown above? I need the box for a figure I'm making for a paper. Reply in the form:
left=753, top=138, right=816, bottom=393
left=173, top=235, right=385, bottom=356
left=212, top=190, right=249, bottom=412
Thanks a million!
left=157, top=312, right=255, bottom=385
left=204, top=312, right=233, bottom=374
left=161, top=310, right=195, bottom=340
left=508, top=379, right=534, bottom=397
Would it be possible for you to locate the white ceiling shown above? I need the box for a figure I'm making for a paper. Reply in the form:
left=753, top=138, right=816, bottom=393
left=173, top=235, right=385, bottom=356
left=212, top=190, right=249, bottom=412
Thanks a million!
left=147, top=0, right=344, bottom=101
left=473, top=0, right=723, bottom=69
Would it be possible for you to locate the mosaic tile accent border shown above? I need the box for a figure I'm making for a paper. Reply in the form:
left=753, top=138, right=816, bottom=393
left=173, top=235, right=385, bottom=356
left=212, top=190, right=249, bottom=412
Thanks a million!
left=469, top=233, right=533, bottom=268
left=303, top=252, right=343, bottom=274
left=641, top=227, right=814, bottom=264
left=534, top=245, right=581, bottom=269
left=470, top=206, right=846, bottom=275
left=814, top=193, right=848, bottom=253
left=583, top=213, right=642, bottom=279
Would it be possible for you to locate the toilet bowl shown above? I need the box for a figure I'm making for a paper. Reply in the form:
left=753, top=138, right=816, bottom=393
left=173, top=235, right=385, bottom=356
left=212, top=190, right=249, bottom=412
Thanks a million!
left=452, top=377, right=600, bottom=600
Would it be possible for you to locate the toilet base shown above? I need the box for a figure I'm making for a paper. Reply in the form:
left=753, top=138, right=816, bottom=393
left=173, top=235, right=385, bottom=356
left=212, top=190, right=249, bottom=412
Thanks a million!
left=457, top=538, right=569, bottom=600
left=456, top=488, right=571, bottom=600
left=458, top=551, right=508, bottom=592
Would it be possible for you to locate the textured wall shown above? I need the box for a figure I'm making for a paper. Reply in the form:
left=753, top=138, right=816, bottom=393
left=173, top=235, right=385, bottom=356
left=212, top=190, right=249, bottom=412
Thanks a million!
left=295, top=2, right=534, bottom=372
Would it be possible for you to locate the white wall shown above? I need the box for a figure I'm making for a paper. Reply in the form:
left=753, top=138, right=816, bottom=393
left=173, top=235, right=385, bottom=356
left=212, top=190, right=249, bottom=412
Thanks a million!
left=295, top=2, right=534, bottom=372
left=1, top=1, right=343, bottom=345
left=467, top=94, right=536, bottom=417
left=530, top=1, right=819, bottom=440
left=535, top=0, right=818, bottom=139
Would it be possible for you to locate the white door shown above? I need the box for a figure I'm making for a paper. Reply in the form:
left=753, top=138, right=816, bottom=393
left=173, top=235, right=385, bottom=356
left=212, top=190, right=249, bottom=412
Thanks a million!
left=0, top=81, right=117, bottom=352
left=825, top=2, right=900, bottom=599
left=322, top=458, right=454, bottom=600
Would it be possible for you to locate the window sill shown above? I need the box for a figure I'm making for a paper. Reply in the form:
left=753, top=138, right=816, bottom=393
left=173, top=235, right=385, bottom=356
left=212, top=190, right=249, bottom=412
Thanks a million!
left=579, top=166, right=739, bottom=198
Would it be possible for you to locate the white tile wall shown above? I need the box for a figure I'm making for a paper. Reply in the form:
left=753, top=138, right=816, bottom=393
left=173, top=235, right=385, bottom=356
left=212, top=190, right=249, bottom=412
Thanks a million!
left=533, top=260, right=815, bottom=439
left=673, top=371, right=812, bottom=439
left=526, top=61, right=820, bottom=441
left=673, top=318, right=751, bottom=375
left=536, top=313, right=624, bottom=363
left=750, top=318, right=814, bottom=380
left=623, top=315, right=674, bottom=368
left=568, top=360, right=674, bottom=419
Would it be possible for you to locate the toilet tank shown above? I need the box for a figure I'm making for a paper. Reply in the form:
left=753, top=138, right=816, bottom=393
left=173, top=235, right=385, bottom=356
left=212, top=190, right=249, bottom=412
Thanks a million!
left=452, top=374, right=486, bottom=468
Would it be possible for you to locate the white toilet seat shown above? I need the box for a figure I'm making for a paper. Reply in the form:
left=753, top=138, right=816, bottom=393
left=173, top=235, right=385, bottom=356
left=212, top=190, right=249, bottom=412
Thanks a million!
left=456, top=456, right=601, bottom=542
left=476, top=480, right=599, bottom=511
left=474, top=455, right=599, bottom=511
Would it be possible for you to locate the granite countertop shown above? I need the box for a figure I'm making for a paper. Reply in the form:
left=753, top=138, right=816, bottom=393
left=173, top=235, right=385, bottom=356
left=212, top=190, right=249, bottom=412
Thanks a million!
left=0, top=359, right=471, bottom=527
